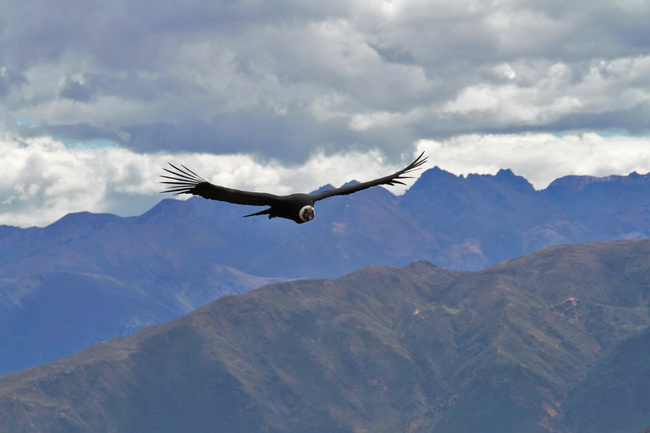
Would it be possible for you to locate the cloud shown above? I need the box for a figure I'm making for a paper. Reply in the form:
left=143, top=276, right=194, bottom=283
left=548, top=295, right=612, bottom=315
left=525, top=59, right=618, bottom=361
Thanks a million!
left=417, top=132, right=650, bottom=188
left=0, top=135, right=416, bottom=227
left=1, top=0, right=648, bottom=160
left=1, top=0, right=650, bottom=225
left=3, top=132, right=650, bottom=227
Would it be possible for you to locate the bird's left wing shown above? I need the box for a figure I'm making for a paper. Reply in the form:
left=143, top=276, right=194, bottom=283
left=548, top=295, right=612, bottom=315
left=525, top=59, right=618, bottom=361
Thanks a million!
left=309, top=152, right=427, bottom=202
left=160, top=163, right=281, bottom=206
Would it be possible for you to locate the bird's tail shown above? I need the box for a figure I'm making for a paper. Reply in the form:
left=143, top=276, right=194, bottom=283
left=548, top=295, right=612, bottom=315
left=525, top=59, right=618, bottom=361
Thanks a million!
left=243, top=208, right=273, bottom=218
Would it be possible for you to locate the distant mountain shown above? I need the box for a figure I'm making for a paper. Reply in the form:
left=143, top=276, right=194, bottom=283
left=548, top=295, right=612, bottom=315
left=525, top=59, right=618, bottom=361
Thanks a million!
left=1, top=240, right=650, bottom=432
left=0, top=167, right=649, bottom=374
left=401, top=167, right=650, bottom=269
left=0, top=205, right=287, bottom=374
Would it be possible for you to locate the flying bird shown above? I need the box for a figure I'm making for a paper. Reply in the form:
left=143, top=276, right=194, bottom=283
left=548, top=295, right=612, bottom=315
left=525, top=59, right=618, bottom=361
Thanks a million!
left=160, top=152, right=427, bottom=224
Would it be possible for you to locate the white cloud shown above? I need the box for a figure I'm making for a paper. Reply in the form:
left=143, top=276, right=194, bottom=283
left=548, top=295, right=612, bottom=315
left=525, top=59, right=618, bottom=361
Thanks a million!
left=417, top=132, right=650, bottom=189
left=0, top=135, right=419, bottom=227
left=438, top=55, right=650, bottom=127
left=3, top=132, right=650, bottom=228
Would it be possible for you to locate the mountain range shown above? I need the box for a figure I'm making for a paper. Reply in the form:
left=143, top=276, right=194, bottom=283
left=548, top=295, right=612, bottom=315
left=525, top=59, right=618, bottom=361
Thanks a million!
left=1, top=240, right=649, bottom=432
left=0, top=166, right=649, bottom=374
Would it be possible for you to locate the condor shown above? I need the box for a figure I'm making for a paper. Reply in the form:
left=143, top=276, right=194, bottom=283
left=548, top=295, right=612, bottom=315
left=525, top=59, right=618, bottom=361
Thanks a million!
left=161, top=152, right=427, bottom=224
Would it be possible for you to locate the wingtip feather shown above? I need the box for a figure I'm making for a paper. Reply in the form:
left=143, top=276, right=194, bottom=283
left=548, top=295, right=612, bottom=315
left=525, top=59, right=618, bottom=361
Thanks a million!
left=160, top=162, right=206, bottom=195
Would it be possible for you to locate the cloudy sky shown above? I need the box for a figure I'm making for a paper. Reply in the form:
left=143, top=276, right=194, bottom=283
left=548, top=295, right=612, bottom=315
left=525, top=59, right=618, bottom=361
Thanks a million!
left=1, top=0, right=649, bottom=227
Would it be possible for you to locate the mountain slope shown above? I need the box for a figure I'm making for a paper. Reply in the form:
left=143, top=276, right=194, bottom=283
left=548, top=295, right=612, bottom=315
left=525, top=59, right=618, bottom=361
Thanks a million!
left=1, top=240, right=650, bottom=432
left=0, top=204, right=285, bottom=373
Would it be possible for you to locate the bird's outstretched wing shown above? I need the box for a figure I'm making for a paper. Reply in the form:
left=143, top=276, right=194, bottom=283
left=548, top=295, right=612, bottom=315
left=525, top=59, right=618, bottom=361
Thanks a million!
left=309, top=152, right=427, bottom=202
left=160, top=163, right=281, bottom=206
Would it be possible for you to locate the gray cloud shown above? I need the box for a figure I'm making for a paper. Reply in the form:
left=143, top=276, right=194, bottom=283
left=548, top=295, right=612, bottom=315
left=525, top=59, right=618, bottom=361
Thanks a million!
left=0, top=68, right=26, bottom=99
left=2, top=0, right=648, bottom=160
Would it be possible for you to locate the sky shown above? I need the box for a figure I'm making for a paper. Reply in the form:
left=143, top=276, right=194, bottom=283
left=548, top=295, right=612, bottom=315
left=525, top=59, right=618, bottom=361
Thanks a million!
left=1, top=0, right=650, bottom=227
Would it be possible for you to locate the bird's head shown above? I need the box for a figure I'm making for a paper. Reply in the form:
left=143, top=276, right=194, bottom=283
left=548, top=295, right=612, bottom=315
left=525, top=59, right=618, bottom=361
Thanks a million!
left=299, top=205, right=315, bottom=222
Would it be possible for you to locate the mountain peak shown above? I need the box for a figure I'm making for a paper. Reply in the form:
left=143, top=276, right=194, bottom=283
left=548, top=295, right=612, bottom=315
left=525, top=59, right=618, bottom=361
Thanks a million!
left=496, top=168, right=515, bottom=178
left=545, top=171, right=650, bottom=196
left=394, top=165, right=530, bottom=196
left=310, top=183, right=335, bottom=194
left=46, top=211, right=119, bottom=236
left=406, top=166, right=460, bottom=191
left=495, top=168, right=535, bottom=192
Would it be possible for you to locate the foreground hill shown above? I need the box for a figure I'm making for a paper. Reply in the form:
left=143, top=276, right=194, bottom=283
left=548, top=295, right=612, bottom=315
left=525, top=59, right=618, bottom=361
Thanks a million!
left=1, top=240, right=649, bottom=432
left=1, top=167, right=649, bottom=374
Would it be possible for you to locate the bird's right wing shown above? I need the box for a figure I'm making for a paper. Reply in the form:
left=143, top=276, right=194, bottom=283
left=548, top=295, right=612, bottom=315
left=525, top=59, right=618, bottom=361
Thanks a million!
left=160, top=163, right=281, bottom=206
left=309, top=152, right=427, bottom=202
